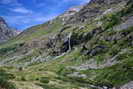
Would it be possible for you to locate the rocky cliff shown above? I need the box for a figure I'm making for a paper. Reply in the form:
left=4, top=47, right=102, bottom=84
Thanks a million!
left=0, top=17, right=18, bottom=43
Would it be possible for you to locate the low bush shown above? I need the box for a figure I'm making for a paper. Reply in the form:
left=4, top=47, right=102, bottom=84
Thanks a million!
left=40, top=77, right=49, bottom=83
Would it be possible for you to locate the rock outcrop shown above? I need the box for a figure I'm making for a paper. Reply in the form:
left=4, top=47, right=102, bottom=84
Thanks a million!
left=67, top=0, right=130, bottom=24
left=0, top=17, right=18, bottom=43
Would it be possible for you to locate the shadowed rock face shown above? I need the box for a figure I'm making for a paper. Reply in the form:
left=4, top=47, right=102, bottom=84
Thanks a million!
left=0, top=17, right=18, bottom=43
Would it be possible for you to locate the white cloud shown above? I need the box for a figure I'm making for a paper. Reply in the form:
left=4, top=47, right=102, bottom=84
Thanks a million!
left=11, top=7, right=33, bottom=14
left=0, top=0, right=22, bottom=6
left=63, top=0, right=90, bottom=4
left=1, top=0, right=90, bottom=30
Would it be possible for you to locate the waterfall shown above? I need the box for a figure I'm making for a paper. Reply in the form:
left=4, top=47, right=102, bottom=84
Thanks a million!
left=68, top=32, right=72, bottom=51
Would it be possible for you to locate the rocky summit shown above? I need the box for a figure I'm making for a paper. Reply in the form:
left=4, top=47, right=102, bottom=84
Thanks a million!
left=0, top=0, right=133, bottom=89
left=0, top=17, right=18, bottom=43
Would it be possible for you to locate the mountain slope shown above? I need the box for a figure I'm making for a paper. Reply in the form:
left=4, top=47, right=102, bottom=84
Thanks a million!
left=0, top=17, right=18, bottom=43
left=0, top=0, right=133, bottom=89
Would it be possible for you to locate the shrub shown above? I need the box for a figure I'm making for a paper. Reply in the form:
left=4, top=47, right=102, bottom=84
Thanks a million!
left=21, top=76, right=27, bottom=81
left=0, top=78, right=16, bottom=89
left=120, top=1, right=133, bottom=16
left=40, top=77, right=49, bottom=83
left=0, top=69, right=16, bottom=89
left=102, top=13, right=121, bottom=29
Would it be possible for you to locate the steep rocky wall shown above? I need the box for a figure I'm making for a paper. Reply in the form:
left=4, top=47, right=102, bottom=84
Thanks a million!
left=0, top=17, right=18, bottom=43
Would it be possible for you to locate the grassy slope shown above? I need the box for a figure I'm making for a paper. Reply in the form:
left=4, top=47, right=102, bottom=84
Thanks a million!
left=0, top=17, right=63, bottom=49
left=0, top=0, right=132, bottom=89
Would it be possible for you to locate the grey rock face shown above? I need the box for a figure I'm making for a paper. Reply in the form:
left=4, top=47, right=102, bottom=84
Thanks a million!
left=0, top=17, right=18, bottom=43
left=113, top=16, right=133, bottom=31
left=67, top=72, right=87, bottom=79
left=67, top=0, right=129, bottom=24
left=120, top=81, right=133, bottom=89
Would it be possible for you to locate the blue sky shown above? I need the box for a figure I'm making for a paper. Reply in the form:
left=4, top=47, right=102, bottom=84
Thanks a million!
left=0, top=0, right=90, bottom=30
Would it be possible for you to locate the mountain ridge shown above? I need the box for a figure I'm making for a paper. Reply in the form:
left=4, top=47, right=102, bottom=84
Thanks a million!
left=0, top=0, right=133, bottom=89
left=0, top=17, right=19, bottom=43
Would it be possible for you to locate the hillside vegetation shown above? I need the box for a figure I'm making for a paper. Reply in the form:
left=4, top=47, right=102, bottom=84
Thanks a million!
left=0, top=0, right=133, bottom=89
